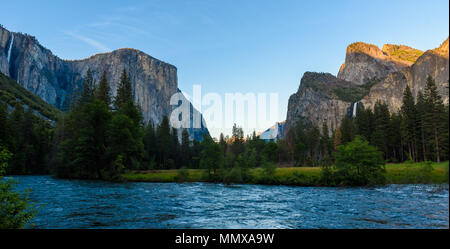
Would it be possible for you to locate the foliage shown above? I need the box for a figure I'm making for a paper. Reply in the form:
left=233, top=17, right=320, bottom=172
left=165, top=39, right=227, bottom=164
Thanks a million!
left=0, top=146, right=36, bottom=229
left=175, top=167, right=190, bottom=182
left=1, top=101, right=52, bottom=175
left=0, top=72, right=61, bottom=121
left=334, top=136, right=386, bottom=186
left=223, top=166, right=243, bottom=184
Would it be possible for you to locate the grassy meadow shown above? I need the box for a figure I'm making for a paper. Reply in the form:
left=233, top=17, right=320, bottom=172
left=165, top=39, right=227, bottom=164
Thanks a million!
left=122, top=161, right=449, bottom=186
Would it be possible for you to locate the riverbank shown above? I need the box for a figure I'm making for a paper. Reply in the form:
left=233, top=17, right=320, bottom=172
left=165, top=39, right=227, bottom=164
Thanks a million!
left=122, top=161, right=449, bottom=186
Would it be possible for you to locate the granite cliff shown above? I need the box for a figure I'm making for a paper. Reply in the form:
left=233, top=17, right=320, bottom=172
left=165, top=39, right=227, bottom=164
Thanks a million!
left=361, top=38, right=449, bottom=112
left=0, top=25, right=208, bottom=140
left=284, top=72, right=368, bottom=136
left=284, top=37, right=448, bottom=137
left=337, top=42, right=423, bottom=85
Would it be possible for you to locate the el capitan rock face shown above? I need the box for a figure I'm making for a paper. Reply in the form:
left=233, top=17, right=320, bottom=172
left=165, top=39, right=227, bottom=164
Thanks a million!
left=0, top=25, right=208, bottom=140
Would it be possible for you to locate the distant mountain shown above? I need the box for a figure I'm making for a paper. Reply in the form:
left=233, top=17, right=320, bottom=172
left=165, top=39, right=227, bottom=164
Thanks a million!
left=284, top=37, right=449, bottom=137
left=0, top=25, right=208, bottom=140
left=257, top=121, right=285, bottom=142
left=0, top=72, right=60, bottom=121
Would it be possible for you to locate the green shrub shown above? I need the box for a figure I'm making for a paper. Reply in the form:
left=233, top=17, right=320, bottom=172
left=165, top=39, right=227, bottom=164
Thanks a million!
left=0, top=146, right=36, bottom=228
left=334, top=136, right=386, bottom=186
left=262, top=161, right=276, bottom=176
left=175, top=167, right=189, bottom=182
left=223, top=167, right=243, bottom=184
left=319, top=165, right=335, bottom=186
left=285, top=172, right=318, bottom=186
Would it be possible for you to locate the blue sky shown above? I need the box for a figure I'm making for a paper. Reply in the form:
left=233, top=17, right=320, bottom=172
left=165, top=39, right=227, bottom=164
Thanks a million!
left=1, top=0, right=449, bottom=138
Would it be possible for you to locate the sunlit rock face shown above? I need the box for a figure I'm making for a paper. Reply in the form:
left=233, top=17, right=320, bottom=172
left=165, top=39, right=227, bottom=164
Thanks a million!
left=338, top=42, right=423, bottom=85
left=284, top=72, right=355, bottom=137
left=0, top=25, right=208, bottom=139
left=362, top=38, right=449, bottom=112
left=284, top=38, right=448, bottom=138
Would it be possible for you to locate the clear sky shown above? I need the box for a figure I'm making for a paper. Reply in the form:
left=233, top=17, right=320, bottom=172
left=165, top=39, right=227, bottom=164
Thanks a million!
left=1, top=0, right=449, bottom=138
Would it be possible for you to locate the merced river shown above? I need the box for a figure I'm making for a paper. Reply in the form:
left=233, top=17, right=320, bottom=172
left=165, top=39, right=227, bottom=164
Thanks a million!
left=11, top=175, right=449, bottom=229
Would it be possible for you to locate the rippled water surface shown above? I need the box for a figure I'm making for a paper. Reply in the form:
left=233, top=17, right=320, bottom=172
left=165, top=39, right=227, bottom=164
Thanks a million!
left=12, top=175, right=449, bottom=229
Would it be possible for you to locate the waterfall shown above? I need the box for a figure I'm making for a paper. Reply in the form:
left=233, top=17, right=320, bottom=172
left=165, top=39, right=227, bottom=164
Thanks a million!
left=352, top=102, right=357, bottom=117
left=7, top=33, right=14, bottom=67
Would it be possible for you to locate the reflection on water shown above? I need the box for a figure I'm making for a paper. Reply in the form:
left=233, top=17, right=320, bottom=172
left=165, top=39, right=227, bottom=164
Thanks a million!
left=11, top=175, right=449, bottom=229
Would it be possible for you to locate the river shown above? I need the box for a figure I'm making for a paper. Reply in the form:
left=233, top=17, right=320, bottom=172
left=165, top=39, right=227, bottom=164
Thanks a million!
left=11, top=175, right=449, bottom=229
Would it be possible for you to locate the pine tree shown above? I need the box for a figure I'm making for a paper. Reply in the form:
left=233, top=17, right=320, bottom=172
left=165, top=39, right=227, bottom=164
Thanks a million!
left=156, top=116, right=171, bottom=168
left=180, top=129, right=191, bottom=167
left=333, top=128, right=342, bottom=150
left=372, top=101, right=390, bottom=159
left=355, top=104, right=374, bottom=141
left=79, top=69, right=95, bottom=105
left=320, top=122, right=333, bottom=160
left=219, top=133, right=227, bottom=156
left=340, top=117, right=355, bottom=145
left=170, top=127, right=180, bottom=168
left=114, top=69, right=133, bottom=110
left=95, top=71, right=111, bottom=107
left=415, top=91, right=428, bottom=161
left=293, top=121, right=308, bottom=165
left=388, top=113, right=402, bottom=162
left=231, top=124, right=245, bottom=156
left=400, top=85, right=418, bottom=161
left=423, top=75, right=446, bottom=163
left=0, top=103, right=10, bottom=147
left=306, top=126, right=320, bottom=165
left=143, top=122, right=157, bottom=167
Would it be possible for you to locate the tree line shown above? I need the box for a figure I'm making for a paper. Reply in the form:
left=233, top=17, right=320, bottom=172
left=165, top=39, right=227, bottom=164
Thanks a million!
left=0, top=101, right=52, bottom=174
left=0, top=70, right=448, bottom=181
left=216, top=75, right=448, bottom=170
left=279, top=75, right=449, bottom=166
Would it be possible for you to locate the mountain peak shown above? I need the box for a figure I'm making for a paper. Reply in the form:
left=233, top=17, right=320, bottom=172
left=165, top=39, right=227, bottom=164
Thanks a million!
left=432, top=37, right=449, bottom=56
left=381, top=44, right=423, bottom=64
left=346, top=42, right=384, bottom=58
left=338, top=41, right=417, bottom=84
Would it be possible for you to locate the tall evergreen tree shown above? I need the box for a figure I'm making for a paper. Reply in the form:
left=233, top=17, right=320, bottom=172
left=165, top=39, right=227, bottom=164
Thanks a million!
left=219, top=133, right=227, bottom=156
left=143, top=122, right=157, bottom=167
left=114, top=69, right=133, bottom=110
left=320, top=122, right=333, bottom=159
left=180, top=129, right=191, bottom=167
left=95, top=71, right=111, bottom=107
left=355, top=104, right=373, bottom=141
left=0, top=103, right=10, bottom=146
left=156, top=116, right=171, bottom=168
left=340, top=116, right=355, bottom=145
left=231, top=124, right=245, bottom=156
left=400, top=85, right=418, bottom=161
left=388, top=113, right=402, bottom=162
left=416, top=91, right=428, bottom=161
left=79, top=69, right=95, bottom=105
left=371, top=101, right=390, bottom=159
left=423, top=75, right=446, bottom=163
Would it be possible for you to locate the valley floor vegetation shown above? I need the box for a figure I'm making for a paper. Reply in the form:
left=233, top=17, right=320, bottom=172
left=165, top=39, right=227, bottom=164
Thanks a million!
left=0, top=69, right=449, bottom=186
left=122, top=161, right=449, bottom=186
